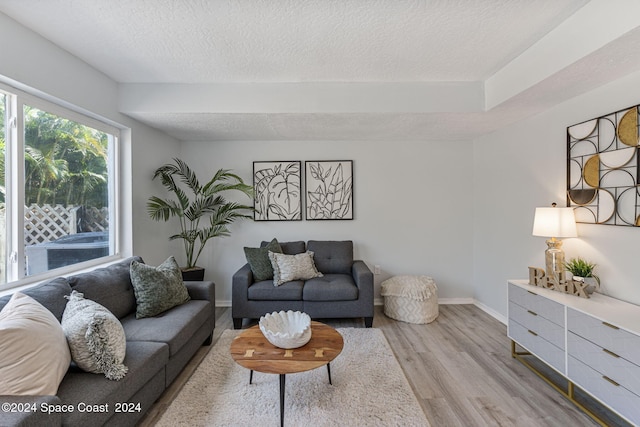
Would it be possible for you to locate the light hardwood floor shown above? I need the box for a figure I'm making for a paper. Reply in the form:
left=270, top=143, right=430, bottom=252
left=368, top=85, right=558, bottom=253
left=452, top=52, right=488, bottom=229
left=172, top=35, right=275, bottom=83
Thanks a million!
left=138, top=305, right=630, bottom=426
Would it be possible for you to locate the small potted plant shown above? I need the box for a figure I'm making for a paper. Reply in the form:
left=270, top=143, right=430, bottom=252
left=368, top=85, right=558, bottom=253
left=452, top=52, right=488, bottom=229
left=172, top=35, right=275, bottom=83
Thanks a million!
left=564, top=257, right=600, bottom=294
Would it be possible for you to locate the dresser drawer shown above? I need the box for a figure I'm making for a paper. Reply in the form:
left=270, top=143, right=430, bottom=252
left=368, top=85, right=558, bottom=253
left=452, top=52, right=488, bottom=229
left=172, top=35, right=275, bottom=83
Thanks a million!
left=509, top=301, right=564, bottom=349
left=509, top=318, right=565, bottom=374
left=568, top=331, right=640, bottom=397
left=569, top=355, right=640, bottom=425
left=508, top=283, right=564, bottom=326
left=568, top=308, right=640, bottom=367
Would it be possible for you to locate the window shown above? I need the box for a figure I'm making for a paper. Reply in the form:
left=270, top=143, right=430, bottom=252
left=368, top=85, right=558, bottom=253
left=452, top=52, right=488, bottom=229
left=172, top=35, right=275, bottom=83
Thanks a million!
left=0, top=92, right=6, bottom=285
left=0, top=85, right=119, bottom=288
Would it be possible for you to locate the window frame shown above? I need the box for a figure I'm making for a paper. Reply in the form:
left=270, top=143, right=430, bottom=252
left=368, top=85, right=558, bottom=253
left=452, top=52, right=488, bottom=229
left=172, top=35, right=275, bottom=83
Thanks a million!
left=0, top=82, right=124, bottom=291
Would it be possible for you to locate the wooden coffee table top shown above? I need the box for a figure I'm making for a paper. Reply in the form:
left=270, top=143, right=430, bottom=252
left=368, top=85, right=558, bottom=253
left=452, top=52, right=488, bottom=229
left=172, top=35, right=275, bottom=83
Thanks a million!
left=230, top=321, right=344, bottom=375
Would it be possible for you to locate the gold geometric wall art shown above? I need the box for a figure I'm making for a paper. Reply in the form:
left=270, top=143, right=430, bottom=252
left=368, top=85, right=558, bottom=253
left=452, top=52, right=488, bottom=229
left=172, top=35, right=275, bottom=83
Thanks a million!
left=567, top=105, right=640, bottom=226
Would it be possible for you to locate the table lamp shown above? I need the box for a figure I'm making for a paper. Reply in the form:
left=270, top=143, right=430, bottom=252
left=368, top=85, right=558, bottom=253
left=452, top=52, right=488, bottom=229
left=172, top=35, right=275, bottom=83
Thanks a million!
left=532, top=203, right=577, bottom=282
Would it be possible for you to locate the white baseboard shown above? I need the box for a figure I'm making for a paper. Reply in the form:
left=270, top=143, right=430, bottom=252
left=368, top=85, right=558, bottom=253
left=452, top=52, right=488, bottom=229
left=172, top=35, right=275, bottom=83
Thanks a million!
left=220, top=297, right=476, bottom=308
left=473, top=300, right=507, bottom=325
left=218, top=297, right=504, bottom=321
left=374, top=297, right=474, bottom=306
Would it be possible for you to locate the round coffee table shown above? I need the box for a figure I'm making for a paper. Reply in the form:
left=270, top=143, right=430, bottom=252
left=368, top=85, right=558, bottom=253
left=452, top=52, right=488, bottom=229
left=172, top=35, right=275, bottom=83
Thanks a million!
left=230, top=321, right=344, bottom=427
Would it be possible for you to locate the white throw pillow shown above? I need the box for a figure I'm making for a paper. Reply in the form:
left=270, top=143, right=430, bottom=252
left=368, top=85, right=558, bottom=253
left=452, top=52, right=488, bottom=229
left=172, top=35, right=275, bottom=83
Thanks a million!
left=268, top=251, right=323, bottom=286
left=62, top=291, right=128, bottom=380
left=0, top=292, right=71, bottom=395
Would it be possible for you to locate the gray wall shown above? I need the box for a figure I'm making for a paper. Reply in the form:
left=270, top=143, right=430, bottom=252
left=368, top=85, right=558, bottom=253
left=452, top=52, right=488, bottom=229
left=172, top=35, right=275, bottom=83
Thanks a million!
left=180, top=140, right=474, bottom=306
left=474, top=68, right=640, bottom=319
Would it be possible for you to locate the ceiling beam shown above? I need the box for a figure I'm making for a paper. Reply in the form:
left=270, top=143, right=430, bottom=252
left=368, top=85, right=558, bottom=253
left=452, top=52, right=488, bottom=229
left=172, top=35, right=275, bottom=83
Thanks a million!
left=118, top=82, right=483, bottom=115
left=485, top=0, right=640, bottom=110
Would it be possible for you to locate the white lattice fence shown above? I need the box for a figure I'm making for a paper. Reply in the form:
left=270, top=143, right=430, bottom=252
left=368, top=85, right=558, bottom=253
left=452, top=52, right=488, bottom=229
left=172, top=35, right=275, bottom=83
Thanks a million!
left=0, top=203, right=108, bottom=248
left=76, top=206, right=109, bottom=232
left=24, top=204, right=77, bottom=245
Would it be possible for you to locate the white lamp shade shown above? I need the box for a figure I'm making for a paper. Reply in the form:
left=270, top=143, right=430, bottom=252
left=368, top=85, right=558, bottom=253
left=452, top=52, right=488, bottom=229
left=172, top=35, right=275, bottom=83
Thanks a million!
left=532, top=207, right=578, bottom=238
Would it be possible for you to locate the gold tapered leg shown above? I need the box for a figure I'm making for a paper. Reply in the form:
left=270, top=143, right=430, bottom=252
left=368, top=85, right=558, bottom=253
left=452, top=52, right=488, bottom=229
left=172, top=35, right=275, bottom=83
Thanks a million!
left=511, top=341, right=611, bottom=427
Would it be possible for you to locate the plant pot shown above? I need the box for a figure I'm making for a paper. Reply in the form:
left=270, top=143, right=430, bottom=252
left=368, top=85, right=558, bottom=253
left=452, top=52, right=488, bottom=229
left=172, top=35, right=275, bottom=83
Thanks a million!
left=573, top=276, right=600, bottom=295
left=181, top=267, right=205, bottom=281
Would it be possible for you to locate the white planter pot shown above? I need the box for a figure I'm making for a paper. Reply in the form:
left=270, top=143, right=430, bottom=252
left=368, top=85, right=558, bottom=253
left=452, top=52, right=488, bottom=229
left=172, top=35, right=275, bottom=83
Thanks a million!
left=573, top=276, right=600, bottom=294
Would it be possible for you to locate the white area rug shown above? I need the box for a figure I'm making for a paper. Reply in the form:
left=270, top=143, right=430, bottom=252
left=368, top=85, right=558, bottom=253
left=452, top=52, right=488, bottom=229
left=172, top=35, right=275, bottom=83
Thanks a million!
left=158, top=328, right=430, bottom=426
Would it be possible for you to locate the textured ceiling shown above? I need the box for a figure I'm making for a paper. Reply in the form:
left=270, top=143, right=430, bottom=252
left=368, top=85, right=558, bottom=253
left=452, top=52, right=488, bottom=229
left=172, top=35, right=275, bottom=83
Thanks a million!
left=3, top=0, right=640, bottom=141
left=0, top=0, right=587, bottom=83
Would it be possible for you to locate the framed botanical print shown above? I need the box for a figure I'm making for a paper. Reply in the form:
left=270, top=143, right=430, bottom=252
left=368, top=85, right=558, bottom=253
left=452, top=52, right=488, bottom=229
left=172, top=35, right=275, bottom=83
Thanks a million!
left=253, top=161, right=302, bottom=221
left=305, top=160, right=353, bottom=220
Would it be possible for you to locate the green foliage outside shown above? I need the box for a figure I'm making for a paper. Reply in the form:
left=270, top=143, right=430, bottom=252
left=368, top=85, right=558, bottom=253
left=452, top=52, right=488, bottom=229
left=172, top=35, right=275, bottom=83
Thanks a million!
left=0, top=98, right=108, bottom=207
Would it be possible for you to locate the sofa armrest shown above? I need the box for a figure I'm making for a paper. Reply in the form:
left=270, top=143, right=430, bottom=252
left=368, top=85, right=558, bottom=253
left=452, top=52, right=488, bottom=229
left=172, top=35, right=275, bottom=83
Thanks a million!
left=232, top=264, right=254, bottom=300
left=352, top=260, right=374, bottom=302
left=185, top=280, right=215, bottom=305
left=0, top=395, right=61, bottom=426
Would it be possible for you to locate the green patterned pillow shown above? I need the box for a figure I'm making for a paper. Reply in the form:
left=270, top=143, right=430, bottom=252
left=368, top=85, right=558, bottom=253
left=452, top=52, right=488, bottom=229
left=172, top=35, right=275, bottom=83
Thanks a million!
left=130, top=256, right=190, bottom=319
left=244, top=238, right=283, bottom=281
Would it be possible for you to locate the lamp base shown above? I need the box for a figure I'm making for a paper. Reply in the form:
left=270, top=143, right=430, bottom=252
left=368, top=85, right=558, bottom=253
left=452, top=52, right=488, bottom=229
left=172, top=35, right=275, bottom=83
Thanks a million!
left=545, top=238, right=566, bottom=284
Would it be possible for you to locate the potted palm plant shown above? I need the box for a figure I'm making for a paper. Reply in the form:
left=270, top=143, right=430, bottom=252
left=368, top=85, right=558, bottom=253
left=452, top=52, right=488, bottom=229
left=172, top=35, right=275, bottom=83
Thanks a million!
left=147, top=158, right=254, bottom=280
left=565, top=257, right=600, bottom=294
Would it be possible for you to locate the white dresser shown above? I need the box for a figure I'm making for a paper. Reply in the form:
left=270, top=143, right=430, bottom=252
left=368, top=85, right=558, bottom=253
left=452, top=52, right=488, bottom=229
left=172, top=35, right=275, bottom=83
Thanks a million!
left=508, top=280, right=640, bottom=426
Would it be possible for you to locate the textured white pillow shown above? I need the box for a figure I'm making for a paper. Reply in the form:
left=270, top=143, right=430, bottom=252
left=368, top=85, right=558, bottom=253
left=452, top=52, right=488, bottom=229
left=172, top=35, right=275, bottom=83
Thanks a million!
left=62, top=291, right=128, bottom=380
left=0, top=292, right=71, bottom=395
left=268, top=251, right=323, bottom=286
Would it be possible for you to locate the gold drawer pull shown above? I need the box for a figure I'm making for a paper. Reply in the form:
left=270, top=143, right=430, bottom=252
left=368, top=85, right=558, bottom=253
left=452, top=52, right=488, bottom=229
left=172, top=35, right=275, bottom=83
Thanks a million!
left=527, top=291, right=538, bottom=296
left=603, top=348, right=620, bottom=358
left=528, top=330, right=538, bottom=336
left=602, top=376, right=620, bottom=387
left=602, top=321, right=619, bottom=330
left=527, top=310, right=538, bottom=316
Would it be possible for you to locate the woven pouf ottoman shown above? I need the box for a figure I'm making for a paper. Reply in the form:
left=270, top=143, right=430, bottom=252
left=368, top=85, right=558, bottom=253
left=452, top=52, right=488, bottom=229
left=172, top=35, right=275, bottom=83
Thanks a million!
left=381, top=275, right=438, bottom=324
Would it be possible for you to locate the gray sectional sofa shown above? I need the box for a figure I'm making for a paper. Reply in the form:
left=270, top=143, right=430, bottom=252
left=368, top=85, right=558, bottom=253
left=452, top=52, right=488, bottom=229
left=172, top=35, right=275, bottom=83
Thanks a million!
left=232, top=240, right=373, bottom=329
left=0, top=256, right=215, bottom=427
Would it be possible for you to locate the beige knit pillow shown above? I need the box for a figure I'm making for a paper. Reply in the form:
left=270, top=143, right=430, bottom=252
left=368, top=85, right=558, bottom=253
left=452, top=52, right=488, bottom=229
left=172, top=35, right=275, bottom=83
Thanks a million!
left=268, top=251, right=323, bottom=286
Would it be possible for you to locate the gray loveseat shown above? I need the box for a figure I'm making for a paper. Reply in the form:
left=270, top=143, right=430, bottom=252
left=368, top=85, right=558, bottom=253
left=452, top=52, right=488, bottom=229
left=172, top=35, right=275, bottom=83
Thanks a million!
left=232, top=240, right=373, bottom=329
left=0, top=256, right=215, bottom=427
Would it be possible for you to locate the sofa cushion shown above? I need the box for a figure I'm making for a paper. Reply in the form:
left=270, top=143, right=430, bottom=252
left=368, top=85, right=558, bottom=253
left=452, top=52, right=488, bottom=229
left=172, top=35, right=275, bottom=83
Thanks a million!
left=57, top=340, right=168, bottom=427
left=263, top=240, right=305, bottom=255
left=68, top=256, right=142, bottom=319
left=0, top=292, right=71, bottom=395
left=269, top=251, right=323, bottom=286
left=245, top=238, right=282, bottom=281
left=130, top=256, right=190, bottom=319
left=62, top=291, right=128, bottom=380
left=0, top=276, right=71, bottom=322
left=120, top=300, right=211, bottom=356
left=307, top=240, right=353, bottom=274
left=303, top=274, right=359, bottom=301
left=248, top=279, right=304, bottom=301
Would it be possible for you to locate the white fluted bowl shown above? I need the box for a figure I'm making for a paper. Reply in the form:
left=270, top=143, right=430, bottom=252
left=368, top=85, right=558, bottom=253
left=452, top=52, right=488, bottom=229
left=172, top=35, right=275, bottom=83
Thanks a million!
left=259, top=310, right=312, bottom=349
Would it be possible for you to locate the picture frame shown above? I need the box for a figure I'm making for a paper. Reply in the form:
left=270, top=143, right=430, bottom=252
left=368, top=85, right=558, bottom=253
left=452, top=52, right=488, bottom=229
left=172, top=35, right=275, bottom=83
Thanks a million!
left=253, top=161, right=302, bottom=221
left=305, top=160, right=353, bottom=220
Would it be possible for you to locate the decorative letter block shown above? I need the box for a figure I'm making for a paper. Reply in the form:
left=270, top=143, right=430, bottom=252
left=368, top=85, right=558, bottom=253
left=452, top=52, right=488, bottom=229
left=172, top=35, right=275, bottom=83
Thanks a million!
left=527, top=267, right=589, bottom=299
